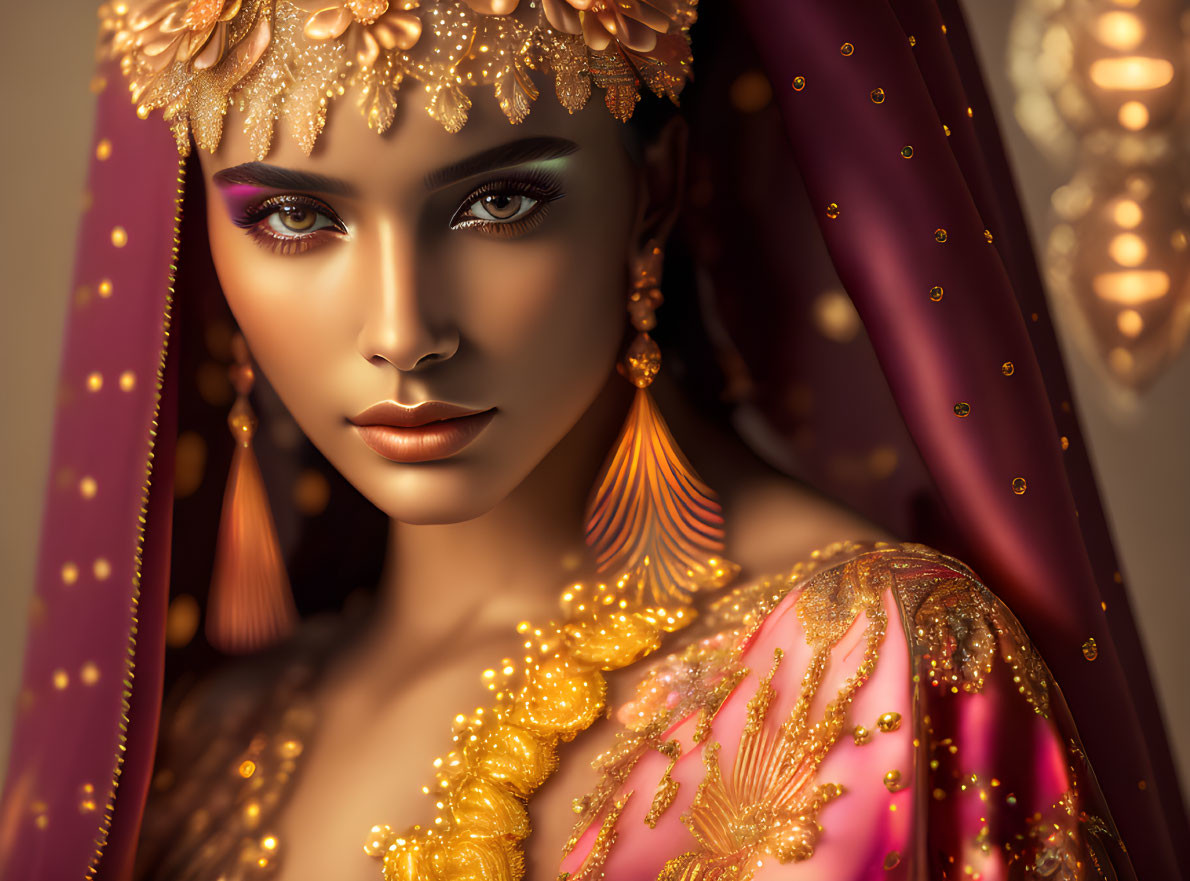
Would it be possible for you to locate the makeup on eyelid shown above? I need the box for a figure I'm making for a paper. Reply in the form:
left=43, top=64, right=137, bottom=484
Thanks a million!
left=215, top=166, right=568, bottom=253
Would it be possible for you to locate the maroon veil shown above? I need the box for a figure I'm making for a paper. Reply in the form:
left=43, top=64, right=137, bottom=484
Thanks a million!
left=1, top=1, right=1185, bottom=878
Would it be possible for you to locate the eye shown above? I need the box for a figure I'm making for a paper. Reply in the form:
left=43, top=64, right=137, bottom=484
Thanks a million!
left=466, top=192, right=539, bottom=223
left=449, top=172, right=564, bottom=237
left=234, top=194, right=347, bottom=255
left=266, top=202, right=339, bottom=236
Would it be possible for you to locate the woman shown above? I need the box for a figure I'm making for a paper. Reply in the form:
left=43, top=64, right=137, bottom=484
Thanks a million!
left=1, top=0, right=1185, bottom=878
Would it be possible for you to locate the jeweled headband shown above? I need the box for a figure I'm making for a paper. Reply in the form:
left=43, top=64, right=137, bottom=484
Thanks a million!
left=101, top=0, right=696, bottom=158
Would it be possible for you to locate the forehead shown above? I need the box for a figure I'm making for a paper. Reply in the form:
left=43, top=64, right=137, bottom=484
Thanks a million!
left=205, top=80, right=633, bottom=191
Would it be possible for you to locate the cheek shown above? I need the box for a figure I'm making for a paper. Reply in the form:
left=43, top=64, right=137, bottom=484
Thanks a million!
left=454, top=242, right=622, bottom=357
left=451, top=238, right=625, bottom=425
left=205, top=213, right=353, bottom=422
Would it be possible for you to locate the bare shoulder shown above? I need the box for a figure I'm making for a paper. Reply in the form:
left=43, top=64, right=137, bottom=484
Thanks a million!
left=717, top=465, right=896, bottom=581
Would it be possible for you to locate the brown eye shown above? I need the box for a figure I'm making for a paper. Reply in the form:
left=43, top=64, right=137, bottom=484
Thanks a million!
left=448, top=174, right=562, bottom=235
left=278, top=204, right=316, bottom=231
left=467, top=192, right=538, bottom=223
left=260, top=199, right=339, bottom=238
left=479, top=194, right=524, bottom=220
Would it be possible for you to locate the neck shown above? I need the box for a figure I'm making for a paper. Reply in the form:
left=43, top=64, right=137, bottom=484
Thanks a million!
left=368, top=371, right=636, bottom=661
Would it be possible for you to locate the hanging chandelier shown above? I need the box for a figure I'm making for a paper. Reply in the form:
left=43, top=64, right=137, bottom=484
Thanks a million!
left=1009, top=0, right=1189, bottom=394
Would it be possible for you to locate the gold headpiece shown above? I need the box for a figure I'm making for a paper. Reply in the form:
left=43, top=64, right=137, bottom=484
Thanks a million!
left=100, top=0, right=696, bottom=158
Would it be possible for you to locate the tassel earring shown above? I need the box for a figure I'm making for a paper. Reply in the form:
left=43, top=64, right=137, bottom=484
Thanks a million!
left=584, top=242, right=738, bottom=609
left=206, top=334, right=297, bottom=653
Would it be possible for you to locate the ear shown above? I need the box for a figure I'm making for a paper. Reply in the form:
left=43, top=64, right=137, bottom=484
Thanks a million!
left=628, top=114, right=689, bottom=256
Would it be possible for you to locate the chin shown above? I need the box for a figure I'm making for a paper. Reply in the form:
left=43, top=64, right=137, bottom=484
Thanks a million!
left=348, top=460, right=517, bottom=524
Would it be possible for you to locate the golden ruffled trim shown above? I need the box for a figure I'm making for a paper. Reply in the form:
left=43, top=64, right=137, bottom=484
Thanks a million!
left=100, top=0, right=696, bottom=157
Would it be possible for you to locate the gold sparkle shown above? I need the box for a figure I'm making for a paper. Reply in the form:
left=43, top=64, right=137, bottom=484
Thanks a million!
left=80, top=662, right=100, bottom=685
left=93, top=558, right=112, bottom=580
left=79, top=476, right=98, bottom=499
left=98, top=279, right=113, bottom=298
left=111, top=226, right=128, bottom=248
left=52, top=669, right=69, bottom=690
left=86, top=372, right=103, bottom=392
left=119, top=371, right=136, bottom=391
left=277, top=739, right=304, bottom=759
left=96, top=139, right=113, bottom=161
left=61, top=563, right=79, bottom=585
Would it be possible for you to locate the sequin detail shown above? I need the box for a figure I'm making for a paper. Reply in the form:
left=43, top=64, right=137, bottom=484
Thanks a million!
left=581, top=547, right=897, bottom=879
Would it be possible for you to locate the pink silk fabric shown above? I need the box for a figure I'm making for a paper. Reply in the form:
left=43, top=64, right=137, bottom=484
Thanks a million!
left=559, top=548, right=1126, bottom=879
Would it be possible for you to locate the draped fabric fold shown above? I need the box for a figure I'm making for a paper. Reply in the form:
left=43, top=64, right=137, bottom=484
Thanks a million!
left=732, top=0, right=1185, bottom=872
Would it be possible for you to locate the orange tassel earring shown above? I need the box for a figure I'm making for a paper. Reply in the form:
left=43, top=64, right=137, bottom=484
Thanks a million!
left=584, top=242, right=739, bottom=609
left=206, top=334, right=297, bottom=653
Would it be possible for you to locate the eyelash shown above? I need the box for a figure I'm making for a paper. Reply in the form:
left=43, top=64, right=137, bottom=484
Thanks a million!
left=448, top=170, right=564, bottom=238
left=234, top=194, right=346, bottom=256
left=233, top=170, right=565, bottom=255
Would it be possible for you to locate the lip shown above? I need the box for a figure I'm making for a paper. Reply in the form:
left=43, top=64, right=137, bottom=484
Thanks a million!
left=349, top=401, right=496, bottom=463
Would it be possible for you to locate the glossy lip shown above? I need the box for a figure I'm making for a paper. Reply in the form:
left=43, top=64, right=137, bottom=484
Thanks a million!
left=349, top=401, right=496, bottom=463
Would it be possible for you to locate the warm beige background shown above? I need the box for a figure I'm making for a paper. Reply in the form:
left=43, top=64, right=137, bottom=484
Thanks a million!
left=2, top=2, right=1187, bottom=804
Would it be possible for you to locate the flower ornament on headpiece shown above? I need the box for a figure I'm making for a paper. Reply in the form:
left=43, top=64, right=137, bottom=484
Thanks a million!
left=298, top=0, right=423, bottom=65
left=102, top=0, right=696, bottom=158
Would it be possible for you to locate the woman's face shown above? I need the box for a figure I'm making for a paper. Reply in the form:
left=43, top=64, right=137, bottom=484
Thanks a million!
left=199, top=88, right=644, bottom=523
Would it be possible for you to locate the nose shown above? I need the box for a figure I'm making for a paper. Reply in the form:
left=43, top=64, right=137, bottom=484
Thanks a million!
left=355, top=217, right=459, bottom=372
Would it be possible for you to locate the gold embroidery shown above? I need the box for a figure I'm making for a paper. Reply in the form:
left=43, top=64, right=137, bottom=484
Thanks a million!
left=894, top=570, right=1051, bottom=717
left=566, top=792, right=633, bottom=881
left=657, top=560, right=890, bottom=879
left=566, top=656, right=748, bottom=856
left=644, top=741, right=682, bottom=828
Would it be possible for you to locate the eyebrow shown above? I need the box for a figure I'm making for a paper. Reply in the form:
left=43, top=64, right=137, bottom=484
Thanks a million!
left=423, top=136, right=579, bottom=190
left=212, top=162, right=357, bottom=196
left=211, top=136, right=579, bottom=197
